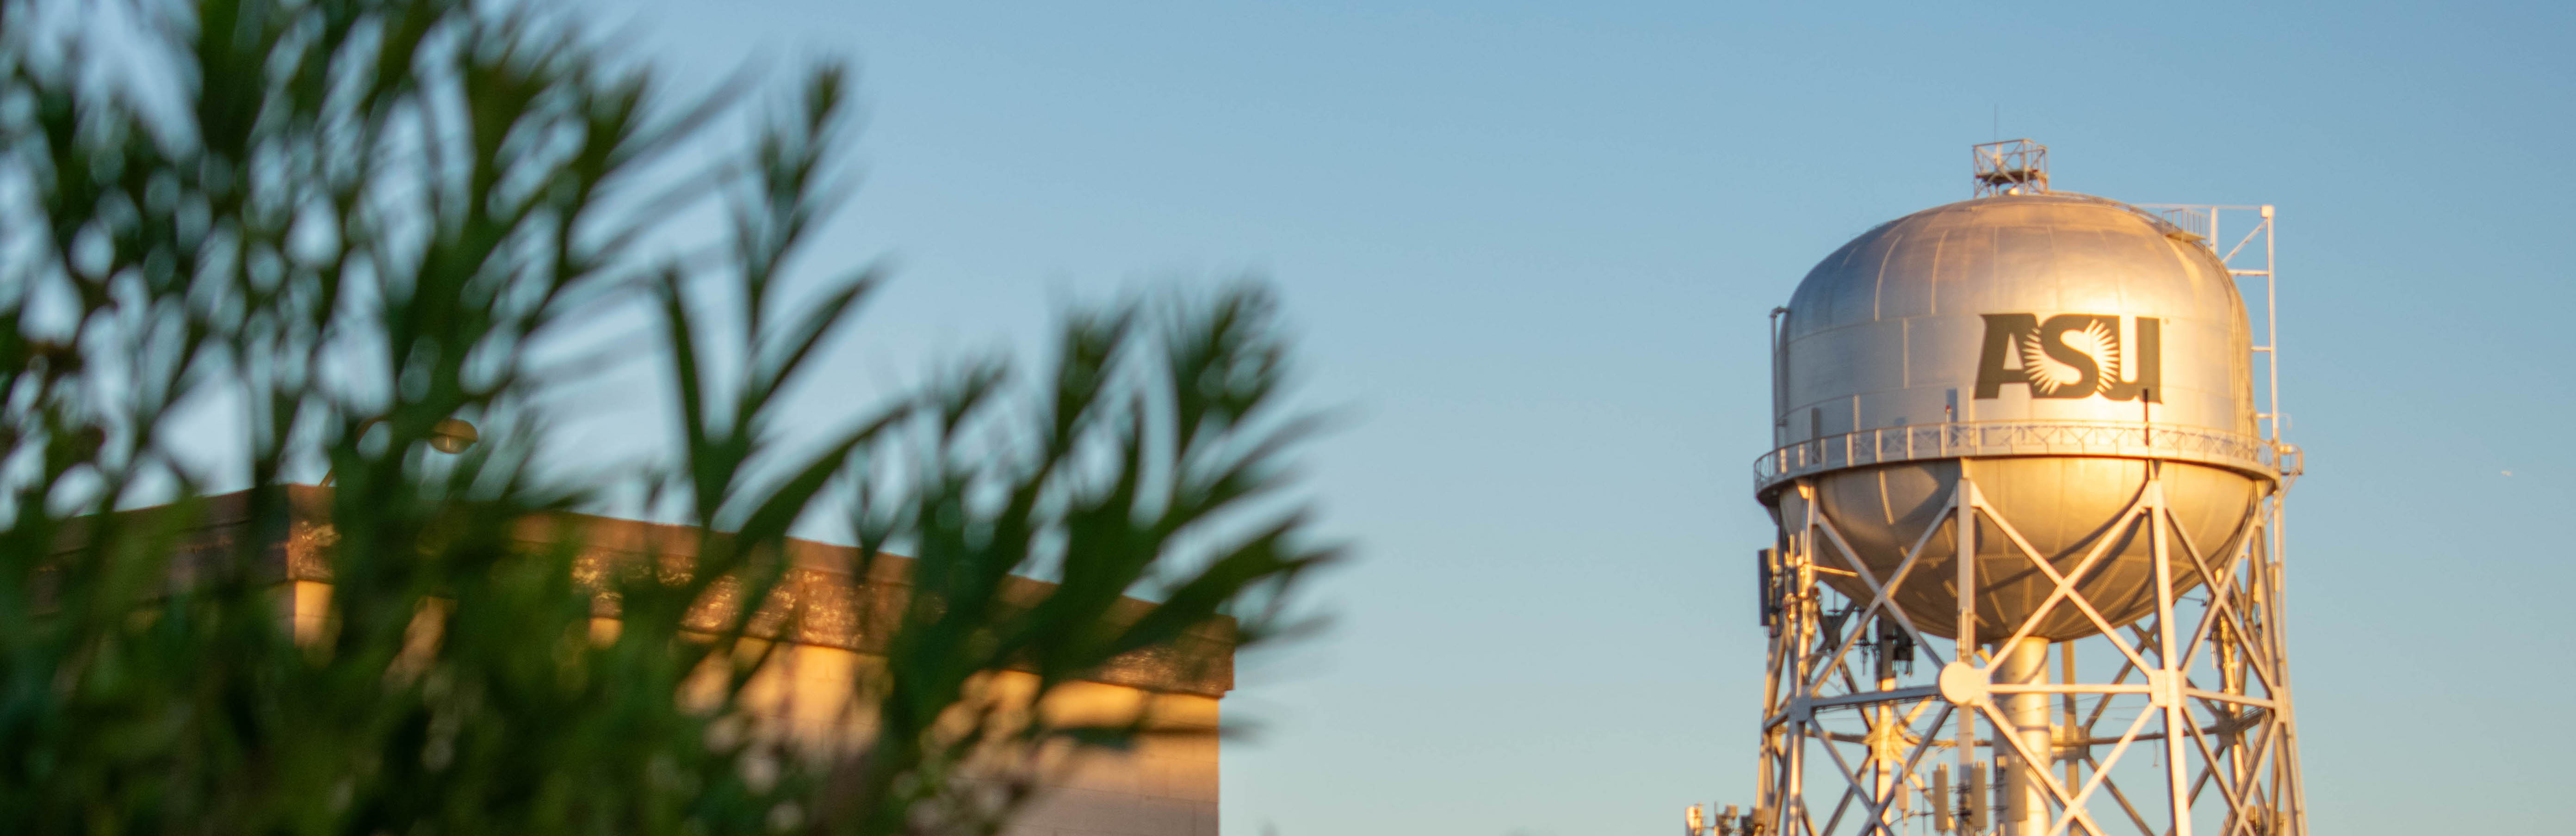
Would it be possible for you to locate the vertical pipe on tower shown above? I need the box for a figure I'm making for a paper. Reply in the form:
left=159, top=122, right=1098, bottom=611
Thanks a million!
left=1997, top=638, right=2051, bottom=836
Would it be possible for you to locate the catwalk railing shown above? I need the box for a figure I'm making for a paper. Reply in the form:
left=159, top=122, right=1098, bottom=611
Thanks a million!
left=1753, top=421, right=2278, bottom=493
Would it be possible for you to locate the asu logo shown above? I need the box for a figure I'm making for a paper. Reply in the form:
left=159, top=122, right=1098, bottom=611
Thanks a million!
left=1973, top=314, right=2161, bottom=402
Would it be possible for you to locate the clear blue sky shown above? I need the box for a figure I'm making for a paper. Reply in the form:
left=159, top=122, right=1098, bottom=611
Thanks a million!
left=583, top=3, right=2572, bottom=834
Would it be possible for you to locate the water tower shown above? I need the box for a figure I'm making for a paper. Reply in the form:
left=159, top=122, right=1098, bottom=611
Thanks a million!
left=1709, top=141, right=2309, bottom=836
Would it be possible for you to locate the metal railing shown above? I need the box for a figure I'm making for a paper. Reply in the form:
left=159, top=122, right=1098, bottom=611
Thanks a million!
left=1752, top=420, right=2278, bottom=492
left=2149, top=205, right=2215, bottom=241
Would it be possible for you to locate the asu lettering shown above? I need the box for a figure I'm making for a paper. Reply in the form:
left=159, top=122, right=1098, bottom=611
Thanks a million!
left=1974, top=314, right=2161, bottom=402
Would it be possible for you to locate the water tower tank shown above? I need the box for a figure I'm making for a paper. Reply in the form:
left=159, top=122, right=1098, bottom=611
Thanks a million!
left=1756, top=191, right=2276, bottom=642
left=1727, top=143, right=2311, bottom=836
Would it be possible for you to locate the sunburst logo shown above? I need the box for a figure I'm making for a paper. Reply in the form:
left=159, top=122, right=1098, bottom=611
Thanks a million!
left=1974, top=314, right=2161, bottom=402
left=2021, top=318, right=2120, bottom=397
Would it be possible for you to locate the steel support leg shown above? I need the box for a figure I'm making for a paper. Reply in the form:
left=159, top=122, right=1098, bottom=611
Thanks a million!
left=1998, top=638, right=2051, bottom=836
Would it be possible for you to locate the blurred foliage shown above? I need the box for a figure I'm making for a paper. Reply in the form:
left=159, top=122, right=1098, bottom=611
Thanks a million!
left=0, top=0, right=1331, bottom=834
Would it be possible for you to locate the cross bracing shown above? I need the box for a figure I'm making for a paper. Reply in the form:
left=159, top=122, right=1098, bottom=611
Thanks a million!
left=1748, top=465, right=2305, bottom=836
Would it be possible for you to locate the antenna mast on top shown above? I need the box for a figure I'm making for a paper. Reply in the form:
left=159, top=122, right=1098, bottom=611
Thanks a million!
left=1972, top=139, right=2049, bottom=196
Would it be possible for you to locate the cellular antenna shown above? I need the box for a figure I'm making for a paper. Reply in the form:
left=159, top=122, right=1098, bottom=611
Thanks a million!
left=1971, top=138, right=2049, bottom=196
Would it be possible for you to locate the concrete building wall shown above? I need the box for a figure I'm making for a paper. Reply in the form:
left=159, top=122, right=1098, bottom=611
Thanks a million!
left=224, top=488, right=1228, bottom=836
left=739, top=645, right=1221, bottom=836
left=1007, top=688, right=1220, bottom=836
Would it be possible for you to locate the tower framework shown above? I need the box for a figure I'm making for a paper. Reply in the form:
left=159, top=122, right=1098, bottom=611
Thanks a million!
left=1736, top=207, right=2306, bottom=836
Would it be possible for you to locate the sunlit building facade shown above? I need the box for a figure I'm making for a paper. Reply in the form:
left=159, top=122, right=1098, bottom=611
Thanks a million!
left=181, top=486, right=1232, bottom=836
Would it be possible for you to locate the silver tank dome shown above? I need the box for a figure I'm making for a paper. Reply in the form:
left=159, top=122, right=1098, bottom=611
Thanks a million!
left=1760, top=192, right=2276, bottom=642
